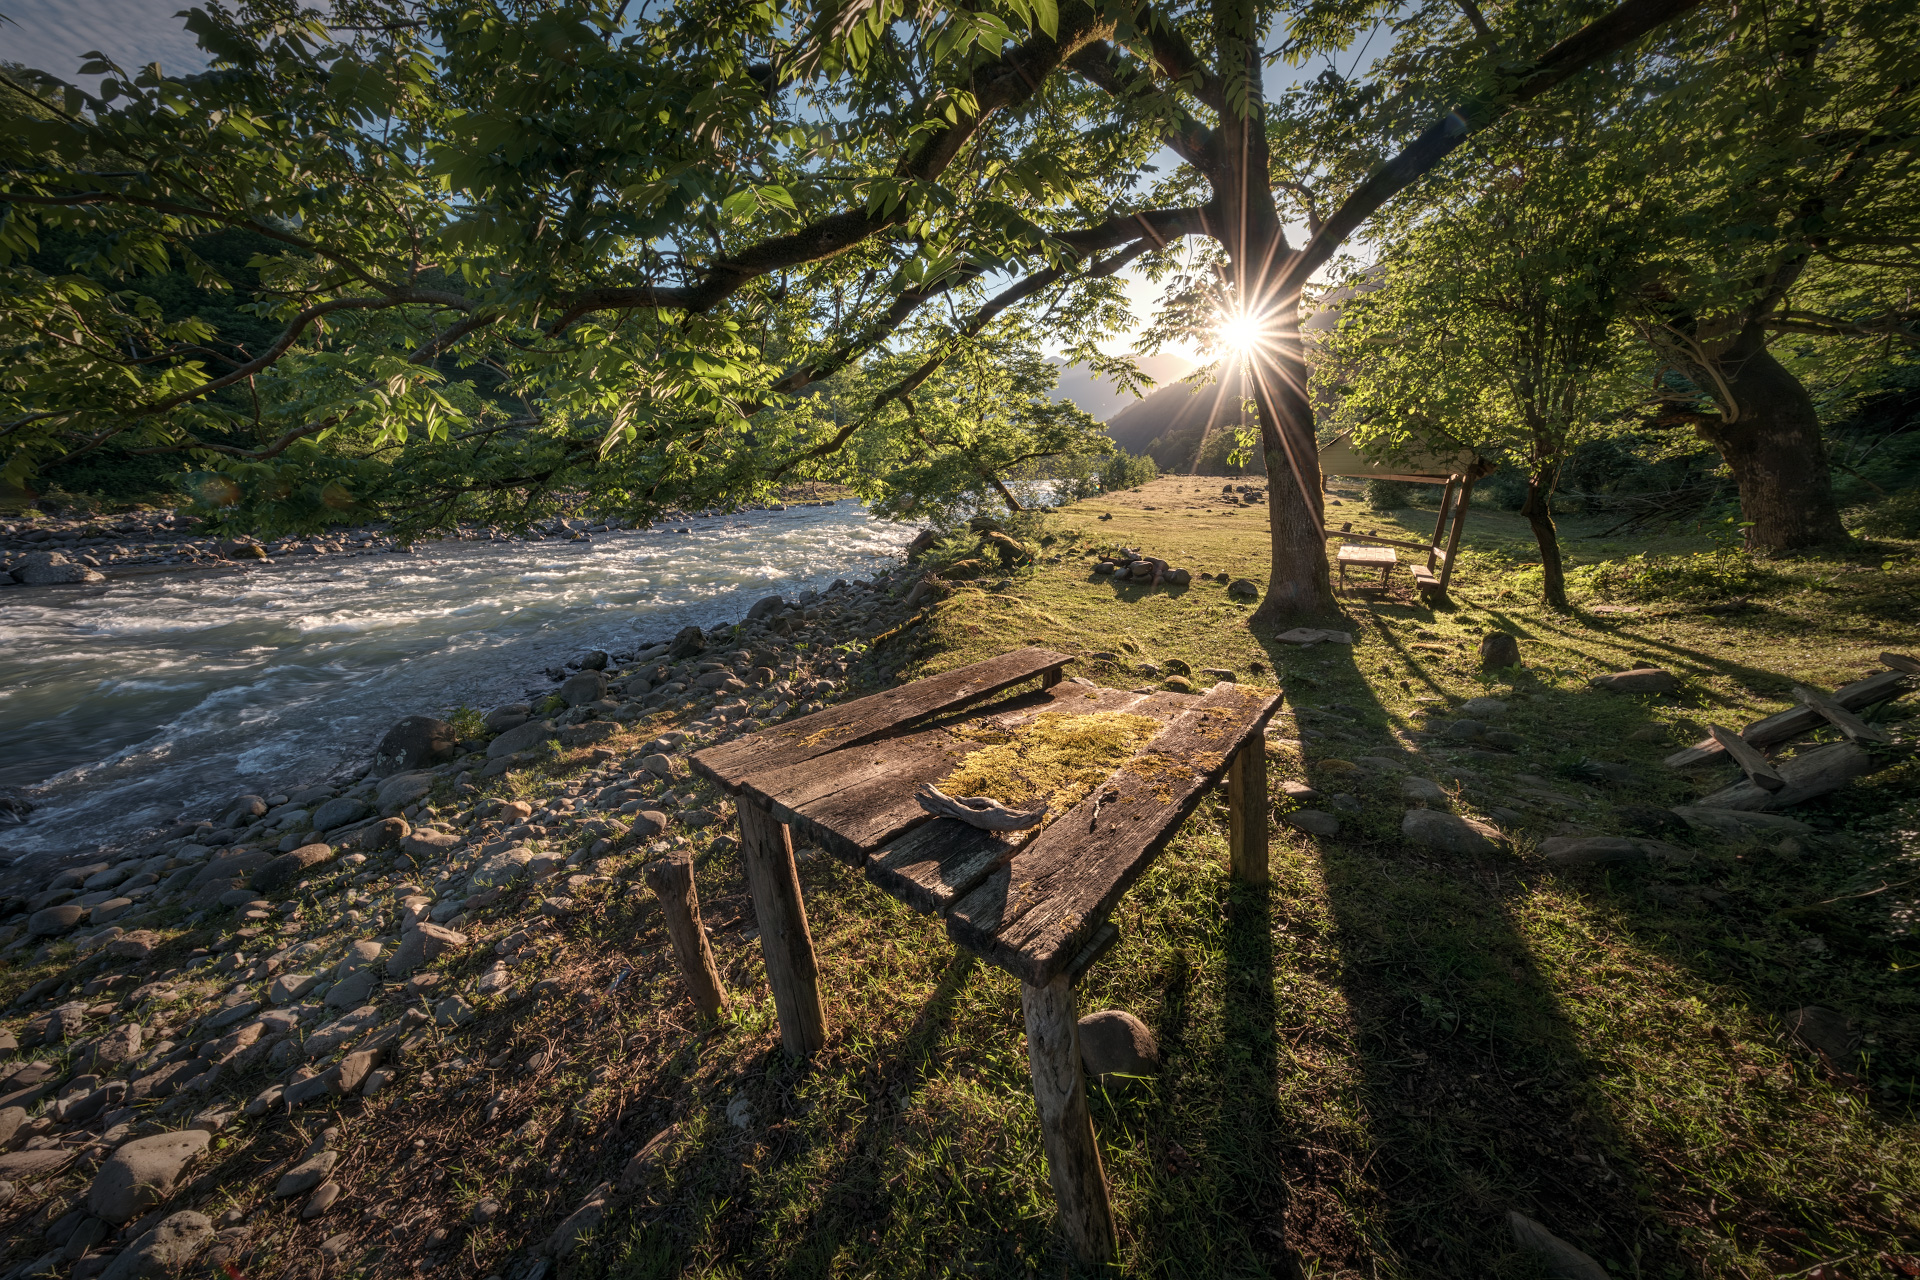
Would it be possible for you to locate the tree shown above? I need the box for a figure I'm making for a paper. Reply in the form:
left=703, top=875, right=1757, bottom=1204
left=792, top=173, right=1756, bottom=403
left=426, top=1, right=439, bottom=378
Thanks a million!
left=1616, top=0, right=1920, bottom=553
left=1, top=0, right=1706, bottom=631
left=1320, top=119, right=1649, bottom=608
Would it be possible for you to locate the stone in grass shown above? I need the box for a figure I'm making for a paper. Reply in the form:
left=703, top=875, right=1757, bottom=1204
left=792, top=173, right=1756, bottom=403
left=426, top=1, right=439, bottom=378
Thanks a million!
left=375, top=771, right=437, bottom=812
left=1479, top=632, right=1522, bottom=668
left=1538, top=836, right=1690, bottom=866
left=434, top=996, right=475, bottom=1028
left=1457, top=696, right=1508, bottom=718
left=302, top=1182, right=342, bottom=1220
left=1506, top=1210, right=1610, bottom=1280
left=99, top=1211, right=214, bottom=1280
left=271, top=972, right=321, bottom=1005
left=274, top=1148, right=340, bottom=1198
left=1400, top=777, right=1449, bottom=807
left=1400, top=809, right=1501, bottom=855
left=88, top=1129, right=211, bottom=1223
left=1284, top=810, right=1340, bottom=837
left=1588, top=667, right=1682, bottom=695
left=1077, top=1010, right=1159, bottom=1077
left=29, top=904, right=88, bottom=936
left=325, top=970, right=380, bottom=1010
left=618, top=1124, right=681, bottom=1193
left=106, top=931, right=158, bottom=963
left=318, top=1233, right=355, bottom=1259
left=475, top=962, right=513, bottom=997
left=544, top=1181, right=612, bottom=1257
left=311, top=796, right=371, bottom=832
left=385, top=923, right=468, bottom=977
left=371, top=715, right=457, bottom=777
left=253, top=844, right=334, bottom=893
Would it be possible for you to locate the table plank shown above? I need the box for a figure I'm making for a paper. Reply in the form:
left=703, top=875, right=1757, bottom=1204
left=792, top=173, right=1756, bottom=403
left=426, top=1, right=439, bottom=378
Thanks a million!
left=691, top=647, right=1074, bottom=791
left=945, top=682, right=1283, bottom=984
left=742, top=682, right=1198, bottom=865
left=865, top=818, right=1023, bottom=915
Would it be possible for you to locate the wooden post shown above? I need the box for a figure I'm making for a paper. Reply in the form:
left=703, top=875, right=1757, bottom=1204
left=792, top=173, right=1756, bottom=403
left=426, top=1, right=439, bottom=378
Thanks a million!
left=1020, top=975, right=1117, bottom=1267
left=1438, top=475, right=1475, bottom=595
left=1225, top=740, right=1269, bottom=885
left=736, top=801, right=828, bottom=1057
left=1427, top=477, right=1457, bottom=572
left=1041, top=666, right=1063, bottom=690
left=643, top=853, right=730, bottom=1019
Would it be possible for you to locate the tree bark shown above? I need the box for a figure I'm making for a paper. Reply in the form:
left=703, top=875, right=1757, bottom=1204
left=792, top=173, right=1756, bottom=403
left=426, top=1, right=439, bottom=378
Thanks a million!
left=1691, top=342, right=1849, bottom=553
left=1519, top=464, right=1568, bottom=609
left=1248, top=298, right=1338, bottom=625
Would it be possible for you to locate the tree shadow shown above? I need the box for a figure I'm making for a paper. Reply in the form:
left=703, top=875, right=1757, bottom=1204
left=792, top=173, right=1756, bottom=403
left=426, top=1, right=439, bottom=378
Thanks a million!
left=1253, top=629, right=1686, bottom=1277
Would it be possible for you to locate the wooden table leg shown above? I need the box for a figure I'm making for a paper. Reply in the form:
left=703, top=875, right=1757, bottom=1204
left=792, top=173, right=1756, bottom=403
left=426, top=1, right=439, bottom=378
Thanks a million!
left=642, top=852, right=730, bottom=1019
left=1021, top=975, right=1117, bottom=1267
left=737, top=801, right=828, bottom=1057
left=1226, top=740, right=1270, bottom=885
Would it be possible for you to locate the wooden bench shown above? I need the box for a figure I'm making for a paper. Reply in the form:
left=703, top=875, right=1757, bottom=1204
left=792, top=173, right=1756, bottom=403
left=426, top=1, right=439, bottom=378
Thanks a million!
left=1335, top=542, right=1396, bottom=592
left=690, top=647, right=1282, bottom=1264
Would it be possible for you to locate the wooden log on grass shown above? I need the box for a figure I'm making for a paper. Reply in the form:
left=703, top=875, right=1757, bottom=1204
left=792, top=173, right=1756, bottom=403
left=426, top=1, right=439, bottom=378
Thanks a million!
left=1226, top=739, right=1271, bottom=885
left=642, top=853, right=730, bottom=1019
left=1020, top=974, right=1117, bottom=1266
left=1793, top=686, right=1892, bottom=744
left=1707, top=725, right=1786, bottom=792
left=1693, top=741, right=1880, bottom=812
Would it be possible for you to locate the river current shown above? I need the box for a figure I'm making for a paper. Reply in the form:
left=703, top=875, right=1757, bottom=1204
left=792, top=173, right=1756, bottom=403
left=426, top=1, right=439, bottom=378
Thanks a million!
left=0, top=501, right=915, bottom=862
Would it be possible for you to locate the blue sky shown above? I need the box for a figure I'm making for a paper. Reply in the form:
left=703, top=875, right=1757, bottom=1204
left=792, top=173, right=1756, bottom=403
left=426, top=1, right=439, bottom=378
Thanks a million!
left=1, top=1, right=211, bottom=83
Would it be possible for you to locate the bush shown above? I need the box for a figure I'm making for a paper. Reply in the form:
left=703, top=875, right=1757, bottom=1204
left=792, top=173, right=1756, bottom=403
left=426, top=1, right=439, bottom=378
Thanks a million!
left=1101, top=451, right=1157, bottom=491
left=1582, top=549, right=1784, bottom=603
left=1365, top=479, right=1412, bottom=511
left=1848, top=488, right=1920, bottom=539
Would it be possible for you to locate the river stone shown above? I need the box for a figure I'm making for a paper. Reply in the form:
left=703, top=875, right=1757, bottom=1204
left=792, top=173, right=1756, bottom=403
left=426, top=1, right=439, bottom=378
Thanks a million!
left=88, top=1129, right=211, bottom=1223
left=107, top=931, right=159, bottom=963
left=100, top=1210, right=214, bottom=1280
left=669, top=624, right=706, bottom=658
left=1478, top=631, right=1521, bottom=668
left=400, top=828, right=460, bottom=858
left=483, top=704, right=530, bottom=734
left=274, top=1149, right=339, bottom=1198
left=1401, top=809, right=1501, bottom=854
left=1284, top=809, right=1340, bottom=837
left=375, top=771, right=437, bottom=812
left=1077, top=1010, right=1160, bottom=1076
left=0, top=1107, right=24, bottom=1147
left=28, top=903, right=87, bottom=936
left=253, top=844, right=334, bottom=893
left=91, top=1023, right=143, bottom=1069
left=325, top=970, right=379, bottom=1009
left=359, top=816, right=410, bottom=849
left=270, top=973, right=321, bottom=1004
left=560, top=671, right=607, bottom=706
left=1508, top=1211, right=1609, bottom=1280
left=386, top=923, right=467, bottom=976
left=464, top=848, right=533, bottom=895
left=371, top=716, right=457, bottom=777
left=0, top=1148, right=73, bottom=1182
left=83, top=863, right=133, bottom=890
left=1589, top=667, right=1681, bottom=695
left=1458, top=697, right=1509, bottom=718
left=746, top=594, right=785, bottom=621
left=17, top=550, right=105, bottom=585
left=336, top=940, right=385, bottom=978
left=1670, top=806, right=1812, bottom=839
left=312, top=797, right=371, bottom=832
left=487, top=719, right=557, bottom=760
left=1538, top=836, right=1684, bottom=865
left=302, top=1182, right=342, bottom=1220
left=221, top=795, right=268, bottom=826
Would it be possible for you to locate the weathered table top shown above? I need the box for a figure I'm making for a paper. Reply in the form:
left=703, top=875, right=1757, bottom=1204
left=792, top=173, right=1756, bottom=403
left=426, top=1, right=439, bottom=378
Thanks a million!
left=1337, top=544, right=1398, bottom=565
left=691, top=648, right=1282, bottom=985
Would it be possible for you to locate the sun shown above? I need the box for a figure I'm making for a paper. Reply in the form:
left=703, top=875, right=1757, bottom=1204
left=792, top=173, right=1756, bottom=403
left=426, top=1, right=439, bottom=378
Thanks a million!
left=1216, top=311, right=1267, bottom=354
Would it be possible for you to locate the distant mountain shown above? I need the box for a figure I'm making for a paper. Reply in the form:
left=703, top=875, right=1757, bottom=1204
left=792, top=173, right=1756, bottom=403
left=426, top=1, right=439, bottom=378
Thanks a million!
left=1047, top=354, right=1194, bottom=423
left=1105, top=363, right=1268, bottom=475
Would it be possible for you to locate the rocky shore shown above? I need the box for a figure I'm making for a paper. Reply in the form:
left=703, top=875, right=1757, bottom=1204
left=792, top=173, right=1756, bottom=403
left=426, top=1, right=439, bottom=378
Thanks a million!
left=0, top=566, right=929, bottom=1278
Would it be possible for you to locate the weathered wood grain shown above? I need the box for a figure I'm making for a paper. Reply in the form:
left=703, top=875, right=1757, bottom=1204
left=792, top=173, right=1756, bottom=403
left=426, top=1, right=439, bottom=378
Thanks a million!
left=1020, top=975, right=1117, bottom=1266
left=1665, top=669, right=1909, bottom=769
left=1793, top=685, right=1892, bottom=744
left=691, top=647, right=1073, bottom=790
left=1883, top=652, right=1920, bottom=675
left=737, top=802, right=827, bottom=1057
left=642, top=852, right=729, bottom=1018
left=1708, top=724, right=1785, bottom=791
left=946, top=683, right=1283, bottom=984
left=1226, top=739, right=1269, bottom=884
left=742, top=726, right=973, bottom=862
left=865, top=818, right=1024, bottom=915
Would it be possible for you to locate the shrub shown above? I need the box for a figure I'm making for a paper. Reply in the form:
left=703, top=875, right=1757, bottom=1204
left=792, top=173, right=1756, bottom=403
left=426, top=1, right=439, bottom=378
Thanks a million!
left=1848, top=488, right=1920, bottom=539
left=1364, top=479, right=1412, bottom=511
left=1101, top=451, right=1157, bottom=491
left=1582, top=549, right=1784, bottom=603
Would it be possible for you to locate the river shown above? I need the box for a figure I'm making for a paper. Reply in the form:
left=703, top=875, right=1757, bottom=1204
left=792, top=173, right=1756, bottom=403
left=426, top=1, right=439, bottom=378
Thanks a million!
left=0, top=501, right=915, bottom=862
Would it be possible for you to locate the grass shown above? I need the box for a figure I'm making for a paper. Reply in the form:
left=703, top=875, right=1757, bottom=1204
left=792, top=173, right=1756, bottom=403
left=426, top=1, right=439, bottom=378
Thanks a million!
left=4, top=475, right=1916, bottom=1279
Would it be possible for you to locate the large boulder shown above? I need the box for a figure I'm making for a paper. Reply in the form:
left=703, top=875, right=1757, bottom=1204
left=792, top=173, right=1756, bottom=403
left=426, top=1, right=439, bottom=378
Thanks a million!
left=100, top=1211, right=215, bottom=1280
left=486, top=719, right=557, bottom=760
left=483, top=704, right=531, bottom=734
left=746, top=594, right=786, bottom=621
left=16, top=550, right=105, bottom=585
left=87, top=1128, right=211, bottom=1223
left=371, top=716, right=457, bottom=777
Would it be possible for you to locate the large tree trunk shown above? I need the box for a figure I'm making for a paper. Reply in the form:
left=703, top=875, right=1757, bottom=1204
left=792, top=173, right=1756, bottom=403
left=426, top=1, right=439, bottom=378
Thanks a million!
left=1519, top=465, right=1567, bottom=609
left=1693, top=341, right=1848, bottom=553
left=1247, top=296, right=1337, bottom=625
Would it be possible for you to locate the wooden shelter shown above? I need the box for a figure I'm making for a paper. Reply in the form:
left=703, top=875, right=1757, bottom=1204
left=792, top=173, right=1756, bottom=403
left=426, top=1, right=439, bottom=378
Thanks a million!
left=1317, top=429, right=1495, bottom=603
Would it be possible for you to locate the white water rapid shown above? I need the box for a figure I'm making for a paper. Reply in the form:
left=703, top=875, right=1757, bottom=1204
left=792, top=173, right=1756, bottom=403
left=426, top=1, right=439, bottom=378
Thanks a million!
left=0, top=501, right=915, bottom=862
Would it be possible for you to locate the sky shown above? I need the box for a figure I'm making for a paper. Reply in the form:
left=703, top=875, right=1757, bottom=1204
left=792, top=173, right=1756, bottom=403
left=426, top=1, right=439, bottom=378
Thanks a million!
left=0, top=2, right=1372, bottom=364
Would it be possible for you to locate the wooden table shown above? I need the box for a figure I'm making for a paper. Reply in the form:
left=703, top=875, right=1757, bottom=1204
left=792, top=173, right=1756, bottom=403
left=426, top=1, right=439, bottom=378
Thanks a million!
left=690, top=647, right=1282, bottom=1264
left=1336, top=542, right=1397, bottom=591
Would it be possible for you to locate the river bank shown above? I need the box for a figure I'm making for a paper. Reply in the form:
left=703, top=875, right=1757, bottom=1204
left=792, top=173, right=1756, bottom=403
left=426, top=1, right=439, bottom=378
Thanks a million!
left=0, top=479, right=1913, bottom=1279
